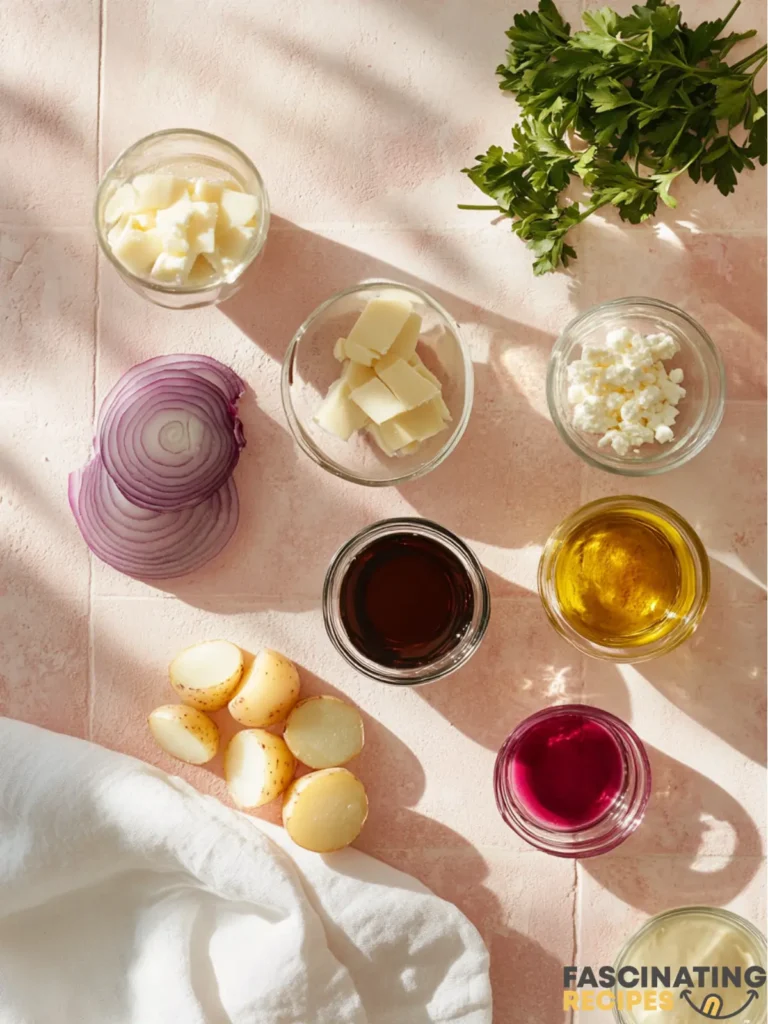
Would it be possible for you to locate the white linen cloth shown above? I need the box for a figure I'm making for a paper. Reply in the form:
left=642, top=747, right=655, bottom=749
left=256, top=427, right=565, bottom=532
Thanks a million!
left=0, top=718, right=491, bottom=1024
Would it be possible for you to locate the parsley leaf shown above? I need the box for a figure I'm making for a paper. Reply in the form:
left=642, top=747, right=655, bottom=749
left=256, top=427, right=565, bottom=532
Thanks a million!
left=460, top=0, right=767, bottom=272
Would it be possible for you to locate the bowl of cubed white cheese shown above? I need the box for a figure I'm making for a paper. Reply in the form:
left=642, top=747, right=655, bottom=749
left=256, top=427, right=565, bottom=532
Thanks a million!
left=547, top=297, right=726, bottom=476
left=95, top=129, right=269, bottom=309
left=281, top=281, right=473, bottom=485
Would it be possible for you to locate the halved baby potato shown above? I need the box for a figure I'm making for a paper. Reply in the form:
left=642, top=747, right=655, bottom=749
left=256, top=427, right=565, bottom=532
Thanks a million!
left=169, top=639, right=244, bottom=711
left=228, top=648, right=300, bottom=727
left=283, top=696, right=364, bottom=769
left=148, top=704, right=219, bottom=765
left=224, top=728, right=296, bottom=809
left=282, top=768, right=368, bottom=853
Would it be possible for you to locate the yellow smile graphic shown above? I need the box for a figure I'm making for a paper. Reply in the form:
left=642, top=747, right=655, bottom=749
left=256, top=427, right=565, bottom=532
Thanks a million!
left=681, top=990, right=760, bottom=1019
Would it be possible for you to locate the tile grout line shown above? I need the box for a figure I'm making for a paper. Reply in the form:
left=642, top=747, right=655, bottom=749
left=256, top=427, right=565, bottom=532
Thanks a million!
left=88, top=0, right=106, bottom=742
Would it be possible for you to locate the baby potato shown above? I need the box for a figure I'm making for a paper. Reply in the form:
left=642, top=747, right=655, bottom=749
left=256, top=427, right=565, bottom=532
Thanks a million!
left=228, top=648, right=300, bottom=727
left=282, top=768, right=368, bottom=853
left=169, top=639, right=244, bottom=711
left=148, top=704, right=219, bottom=765
left=224, top=728, right=296, bottom=809
left=283, top=696, right=364, bottom=769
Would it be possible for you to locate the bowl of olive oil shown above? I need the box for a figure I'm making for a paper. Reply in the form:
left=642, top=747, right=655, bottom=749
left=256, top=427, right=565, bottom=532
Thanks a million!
left=538, top=497, right=710, bottom=662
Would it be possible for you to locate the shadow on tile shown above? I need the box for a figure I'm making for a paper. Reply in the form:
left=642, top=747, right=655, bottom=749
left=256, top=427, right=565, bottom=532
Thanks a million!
left=582, top=744, right=763, bottom=913
left=416, top=567, right=584, bottom=752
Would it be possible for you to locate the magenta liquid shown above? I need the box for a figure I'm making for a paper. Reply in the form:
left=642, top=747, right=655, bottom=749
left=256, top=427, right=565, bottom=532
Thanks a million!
left=510, top=712, right=625, bottom=829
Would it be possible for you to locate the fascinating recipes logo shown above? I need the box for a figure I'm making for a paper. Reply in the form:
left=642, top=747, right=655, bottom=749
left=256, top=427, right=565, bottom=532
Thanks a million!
left=563, top=964, right=767, bottom=1017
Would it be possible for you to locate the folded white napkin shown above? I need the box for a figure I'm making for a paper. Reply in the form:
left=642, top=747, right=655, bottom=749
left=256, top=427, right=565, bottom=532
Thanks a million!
left=0, top=718, right=491, bottom=1023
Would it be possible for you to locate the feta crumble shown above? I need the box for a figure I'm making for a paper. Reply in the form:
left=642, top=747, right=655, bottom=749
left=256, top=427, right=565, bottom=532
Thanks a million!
left=566, top=326, right=686, bottom=457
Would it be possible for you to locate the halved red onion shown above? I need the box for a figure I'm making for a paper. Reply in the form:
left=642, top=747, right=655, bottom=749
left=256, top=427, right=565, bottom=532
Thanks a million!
left=69, top=456, right=239, bottom=580
left=98, top=369, right=245, bottom=511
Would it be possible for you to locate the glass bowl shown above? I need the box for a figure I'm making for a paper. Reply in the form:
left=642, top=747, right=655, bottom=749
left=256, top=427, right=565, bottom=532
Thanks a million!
left=281, top=281, right=473, bottom=486
left=494, top=705, right=651, bottom=858
left=547, top=297, right=726, bottom=475
left=538, top=496, right=710, bottom=663
left=95, top=129, right=270, bottom=309
left=323, top=518, right=490, bottom=685
left=613, top=907, right=767, bottom=1024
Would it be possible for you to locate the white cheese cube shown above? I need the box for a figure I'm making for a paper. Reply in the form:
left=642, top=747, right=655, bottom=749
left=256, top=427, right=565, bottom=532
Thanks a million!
left=132, top=173, right=187, bottom=211
left=104, top=183, right=138, bottom=226
left=394, top=398, right=448, bottom=442
left=377, top=358, right=438, bottom=410
left=216, top=225, right=255, bottom=263
left=315, top=380, right=370, bottom=440
left=333, top=338, right=346, bottom=361
left=219, top=189, right=259, bottom=228
left=112, top=228, right=164, bottom=276
left=346, top=298, right=412, bottom=356
left=378, top=418, right=416, bottom=452
left=151, top=250, right=194, bottom=284
left=349, top=378, right=406, bottom=424
left=188, top=254, right=217, bottom=286
left=187, top=202, right=218, bottom=254
left=155, top=195, right=195, bottom=232
left=344, top=338, right=377, bottom=367
left=341, top=360, right=375, bottom=390
left=388, top=313, right=422, bottom=361
left=192, top=178, right=240, bottom=203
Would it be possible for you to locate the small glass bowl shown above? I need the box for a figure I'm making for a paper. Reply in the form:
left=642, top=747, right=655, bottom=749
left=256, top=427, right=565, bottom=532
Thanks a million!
left=323, top=518, right=490, bottom=685
left=95, top=129, right=270, bottom=309
left=281, top=281, right=473, bottom=486
left=538, top=496, right=710, bottom=663
left=547, top=297, right=726, bottom=475
left=613, top=907, right=767, bottom=1024
left=494, top=705, right=651, bottom=858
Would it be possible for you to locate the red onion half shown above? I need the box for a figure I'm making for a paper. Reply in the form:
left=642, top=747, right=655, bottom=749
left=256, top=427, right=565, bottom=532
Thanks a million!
left=69, top=456, right=239, bottom=580
left=98, top=367, right=245, bottom=512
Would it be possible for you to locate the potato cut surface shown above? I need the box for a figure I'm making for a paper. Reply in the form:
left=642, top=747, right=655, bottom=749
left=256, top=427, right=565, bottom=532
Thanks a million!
left=228, top=648, right=301, bottom=727
left=282, top=768, right=368, bottom=852
left=169, top=639, right=244, bottom=711
left=284, top=696, right=364, bottom=769
left=148, top=705, right=219, bottom=765
left=225, top=729, right=296, bottom=809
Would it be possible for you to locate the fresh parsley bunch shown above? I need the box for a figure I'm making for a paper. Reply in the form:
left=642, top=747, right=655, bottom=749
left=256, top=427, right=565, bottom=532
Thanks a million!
left=460, top=0, right=766, bottom=273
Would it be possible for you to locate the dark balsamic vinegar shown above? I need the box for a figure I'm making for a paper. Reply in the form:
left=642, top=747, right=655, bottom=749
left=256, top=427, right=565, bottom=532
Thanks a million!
left=339, top=532, right=475, bottom=669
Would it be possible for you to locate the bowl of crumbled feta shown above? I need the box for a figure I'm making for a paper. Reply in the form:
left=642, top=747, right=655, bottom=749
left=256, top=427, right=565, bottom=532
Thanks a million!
left=547, top=297, right=726, bottom=476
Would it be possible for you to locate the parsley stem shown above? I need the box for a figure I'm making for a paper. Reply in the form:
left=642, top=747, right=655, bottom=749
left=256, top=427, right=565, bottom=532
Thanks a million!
left=457, top=204, right=501, bottom=210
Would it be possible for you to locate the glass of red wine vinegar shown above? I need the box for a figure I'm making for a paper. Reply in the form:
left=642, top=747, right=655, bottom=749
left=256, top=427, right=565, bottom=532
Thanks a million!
left=323, top=518, right=491, bottom=685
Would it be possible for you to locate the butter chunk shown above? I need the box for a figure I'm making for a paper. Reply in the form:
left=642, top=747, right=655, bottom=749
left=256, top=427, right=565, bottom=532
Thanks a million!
left=410, top=355, right=441, bottom=389
left=394, top=398, right=447, bottom=442
left=188, top=254, right=217, bottom=286
left=344, top=338, right=377, bottom=367
left=377, top=358, right=438, bottom=410
left=333, top=338, right=346, bottom=361
left=112, top=228, right=164, bottom=276
left=388, top=313, right=422, bottom=361
left=315, top=381, right=370, bottom=441
left=366, top=423, right=394, bottom=456
left=346, top=298, right=412, bottom=356
left=378, top=418, right=416, bottom=452
left=341, top=360, right=375, bottom=390
left=187, top=202, right=218, bottom=254
left=104, top=183, right=138, bottom=226
left=219, top=189, right=259, bottom=228
left=349, top=378, right=406, bottom=424
left=132, top=173, right=187, bottom=211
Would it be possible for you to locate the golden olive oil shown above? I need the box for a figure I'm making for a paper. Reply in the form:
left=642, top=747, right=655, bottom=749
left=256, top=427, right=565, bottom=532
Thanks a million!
left=554, top=507, right=697, bottom=647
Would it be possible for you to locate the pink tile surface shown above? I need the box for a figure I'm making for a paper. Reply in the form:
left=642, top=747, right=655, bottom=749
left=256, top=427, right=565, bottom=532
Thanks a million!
left=1, top=3, right=766, bottom=1023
